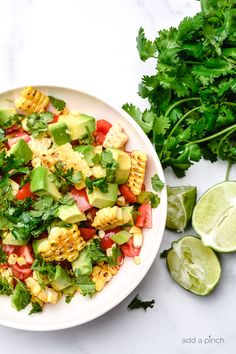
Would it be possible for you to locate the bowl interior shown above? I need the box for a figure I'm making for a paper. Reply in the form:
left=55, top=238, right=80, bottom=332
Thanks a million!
left=0, top=86, right=167, bottom=330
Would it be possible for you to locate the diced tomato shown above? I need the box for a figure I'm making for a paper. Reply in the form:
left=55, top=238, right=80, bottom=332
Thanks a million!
left=16, top=182, right=35, bottom=200
left=0, top=263, right=8, bottom=269
left=51, top=115, right=59, bottom=123
left=5, top=125, right=24, bottom=135
left=141, top=183, right=146, bottom=191
left=71, top=188, right=92, bottom=212
left=117, top=255, right=124, bottom=266
left=86, top=207, right=98, bottom=220
left=119, top=184, right=137, bottom=203
left=7, top=133, right=31, bottom=148
left=1, top=244, right=16, bottom=255
left=11, top=263, right=32, bottom=280
left=79, top=228, right=96, bottom=241
left=15, top=245, right=34, bottom=266
left=96, top=119, right=112, bottom=135
left=93, top=131, right=106, bottom=145
left=135, top=203, right=152, bottom=228
left=100, top=228, right=121, bottom=250
left=120, top=239, right=141, bottom=257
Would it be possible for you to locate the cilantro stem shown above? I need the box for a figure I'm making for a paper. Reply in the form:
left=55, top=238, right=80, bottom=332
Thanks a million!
left=188, top=124, right=236, bottom=145
left=159, top=105, right=202, bottom=160
left=225, top=161, right=232, bottom=181
left=168, top=106, right=202, bottom=138
left=223, top=101, right=236, bottom=107
left=164, top=97, right=201, bottom=119
left=216, top=129, right=235, bottom=157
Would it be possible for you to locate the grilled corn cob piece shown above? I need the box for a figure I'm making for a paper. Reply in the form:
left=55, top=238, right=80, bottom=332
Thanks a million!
left=25, top=272, right=59, bottom=304
left=103, top=123, right=128, bottom=149
left=127, top=151, right=147, bottom=195
left=91, top=265, right=112, bottom=291
left=91, top=165, right=106, bottom=178
left=98, top=261, right=120, bottom=275
left=92, top=206, right=133, bottom=230
left=15, top=86, right=49, bottom=114
left=31, top=143, right=92, bottom=183
left=37, top=224, right=86, bottom=262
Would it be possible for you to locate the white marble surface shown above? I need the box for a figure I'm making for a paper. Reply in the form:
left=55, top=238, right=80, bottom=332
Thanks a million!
left=0, top=0, right=235, bottom=353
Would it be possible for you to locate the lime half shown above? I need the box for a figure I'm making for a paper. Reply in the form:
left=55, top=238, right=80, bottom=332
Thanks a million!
left=166, top=236, right=221, bottom=296
left=166, top=186, right=197, bottom=231
left=192, top=181, right=236, bottom=252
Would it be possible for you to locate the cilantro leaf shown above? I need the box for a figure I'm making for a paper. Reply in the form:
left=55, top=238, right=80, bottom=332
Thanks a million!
left=29, top=302, right=43, bottom=315
left=26, top=112, right=53, bottom=137
left=137, top=27, right=157, bottom=61
left=128, top=294, right=155, bottom=311
left=122, top=104, right=154, bottom=134
left=0, top=245, right=7, bottom=264
left=11, top=281, right=31, bottom=311
left=150, top=193, right=160, bottom=208
left=151, top=174, right=164, bottom=192
left=107, top=245, right=122, bottom=266
left=75, top=275, right=96, bottom=297
left=85, top=177, right=108, bottom=194
left=48, top=95, right=66, bottom=111
left=54, top=162, right=82, bottom=185
left=0, top=278, right=13, bottom=295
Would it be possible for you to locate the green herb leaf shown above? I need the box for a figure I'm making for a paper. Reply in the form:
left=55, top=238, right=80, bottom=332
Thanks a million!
left=0, top=278, right=13, bottom=295
left=0, top=245, right=7, bottom=264
left=151, top=174, right=164, bottom=192
left=75, top=275, right=96, bottom=297
left=29, top=302, right=43, bottom=315
left=128, top=294, right=155, bottom=311
left=48, top=95, right=66, bottom=111
left=11, top=281, right=31, bottom=311
left=26, top=112, right=53, bottom=137
left=137, top=27, right=157, bottom=61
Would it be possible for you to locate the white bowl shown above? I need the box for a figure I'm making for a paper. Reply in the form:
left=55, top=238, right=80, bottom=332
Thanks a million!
left=0, top=86, right=167, bottom=331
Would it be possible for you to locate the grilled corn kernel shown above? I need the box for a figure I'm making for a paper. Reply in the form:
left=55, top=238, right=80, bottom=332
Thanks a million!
left=17, top=256, right=27, bottom=266
left=116, top=195, right=126, bottom=207
left=133, top=256, right=141, bottom=265
left=15, top=86, right=49, bottom=114
left=91, top=265, right=112, bottom=291
left=127, top=151, right=147, bottom=195
left=103, top=123, right=128, bottom=149
left=38, top=224, right=86, bottom=262
left=8, top=253, right=18, bottom=265
left=130, top=226, right=143, bottom=248
left=92, top=206, right=132, bottom=230
left=25, top=274, right=59, bottom=305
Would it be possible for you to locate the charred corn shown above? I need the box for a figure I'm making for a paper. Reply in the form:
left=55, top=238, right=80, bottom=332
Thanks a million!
left=37, top=224, right=86, bottom=262
left=127, top=151, right=147, bottom=195
left=99, top=261, right=120, bottom=275
left=129, top=226, right=143, bottom=248
left=92, top=206, right=133, bottom=230
left=103, top=123, right=128, bottom=149
left=15, top=86, right=49, bottom=114
left=91, top=265, right=112, bottom=291
left=91, top=165, right=106, bottom=178
left=0, top=267, right=14, bottom=287
left=25, top=272, right=59, bottom=304
left=31, top=143, right=92, bottom=182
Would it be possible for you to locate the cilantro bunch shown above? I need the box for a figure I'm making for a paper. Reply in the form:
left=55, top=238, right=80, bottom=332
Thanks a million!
left=123, top=0, right=236, bottom=176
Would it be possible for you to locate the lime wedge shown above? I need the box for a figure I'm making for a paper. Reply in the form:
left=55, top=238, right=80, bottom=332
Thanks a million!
left=192, top=181, right=236, bottom=252
left=166, top=236, right=221, bottom=296
left=166, top=186, right=197, bottom=231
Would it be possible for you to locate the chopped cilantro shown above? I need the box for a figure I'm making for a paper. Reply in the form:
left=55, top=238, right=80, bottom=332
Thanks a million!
left=11, top=281, right=31, bottom=311
left=54, top=162, right=82, bottom=185
left=128, top=294, right=155, bottom=311
left=151, top=174, right=165, bottom=192
left=0, top=245, right=7, bottom=264
left=48, top=95, right=66, bottom=111
left=85, top=177, right=108, bottom=194
left=26, top=112, right=53, bottom=137
left=0, top=278, right=13, bottom=295
left=75, top=275, right=96, bottom=297
left=29, top=302, right=43, bottom=315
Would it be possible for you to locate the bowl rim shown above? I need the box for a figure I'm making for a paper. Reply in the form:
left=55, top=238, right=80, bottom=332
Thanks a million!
left=0, top=85, right=167, bottom=331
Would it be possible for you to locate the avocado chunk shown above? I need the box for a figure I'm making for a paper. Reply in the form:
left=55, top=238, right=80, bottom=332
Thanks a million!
left=3, top=232, right=30, bottom=246
left=57, top=203, right=86, bottom=223
left=137, top=191, right=153, bottom=204
left=32, top=238, right=46, bottom=256
left=30, top=166, right=61, bottom=200
left=49, top=121, right=70, bottom=145
left=74, top=145, right=94, bottom=166
left=0, top=108, right=17, bottom=126
left=72, top=247, right=92, bottom=276
left=107, top=148, right=131, bottom=184
left=59, top=112, right=96, bottom=141
left=111, top=230, right=131, bottom=245
left=122, top=206, right=134, bottom=225
left=51, top=265, right=72, bottom=291
left=10, top=139, right=33, bottom=164
left=87, top=184, right=118, bottom=209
